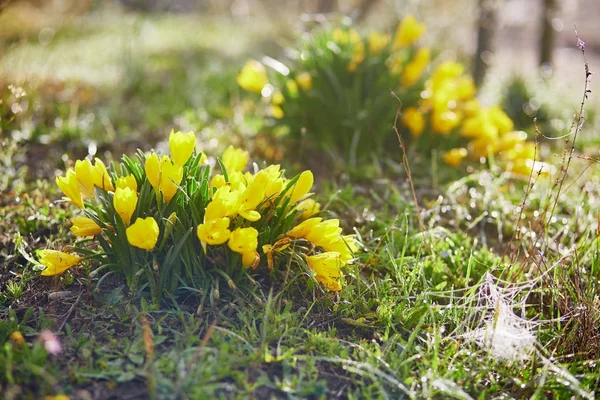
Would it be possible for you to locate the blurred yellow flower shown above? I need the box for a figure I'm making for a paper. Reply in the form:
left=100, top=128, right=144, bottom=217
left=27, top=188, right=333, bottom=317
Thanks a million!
left=116, top=174, right=138, bottom=192
left=368, top=31, right=390, bottom=55
left=270, top=105, right=284, bottom=119
left=237, top=60, right=269, bottom=94
left=496, top=131, right=528, bottom=152
left=296, top=72, right=313, bottom=91
left=228, top=227, right=259, bottom=255
left=126, top=217, right=159, bottom=250
left=10, top=331, right=25, bottom=345
left=305, top=252, right=343, bottom=291
left=196, top=217, right=231, bottom=245
left=113, top=187, right=138, bottom=225
left=286, top=79, right=299, bottom=97
left=393, top=15, right=426, bottom=49
left=402, top=108, right=425, bottom=137
left=431, top=109, right=460, bottom=134
left=443, top=148, right=468, bottom=167
left=39, top=250, right=82, bottom=276
left=70, top=216, right=102, bottom=237
left=56, top=169, right=84, bottom=209
left=222, top=146, right=249, bottom=174
left=169, top=130, right=196, bottom=166
left=272, top=90, right=285, bottom=105
left=402, top=47, right=430, bottom=87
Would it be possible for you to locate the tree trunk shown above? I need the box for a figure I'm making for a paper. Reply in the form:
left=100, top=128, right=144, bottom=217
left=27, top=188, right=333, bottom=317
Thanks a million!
left=473, top=0, right=499, bottom=87
left=539, top=0, right=557, bottom=67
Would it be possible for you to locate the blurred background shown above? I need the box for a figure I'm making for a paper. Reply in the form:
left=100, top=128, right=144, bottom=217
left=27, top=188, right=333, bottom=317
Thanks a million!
left=1, top=0, right=598, bottom=181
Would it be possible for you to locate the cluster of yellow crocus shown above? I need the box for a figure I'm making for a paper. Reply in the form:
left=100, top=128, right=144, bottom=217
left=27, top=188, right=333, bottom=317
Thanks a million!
left=44, top=130, right=354, bottom=292
left=43, top=130, right=197, bottom=276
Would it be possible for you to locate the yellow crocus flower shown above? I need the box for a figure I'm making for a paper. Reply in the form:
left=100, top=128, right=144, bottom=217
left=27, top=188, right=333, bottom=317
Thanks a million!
left=159, top=156, right=183, bottom=202
left=91, top=158, right=115, bottom=192
left=113, top=187, right=138, bottom=225
left=305, top=219, right=343, bottom=248
left=205, top=186, right=240, bottom=220
left=320, top=236, right=356, bottom=265
left=222, top=146, right=249, bottom=174
left=228, top=227, right=259, bottom=255
left=196, top=217, right=231, bottom=245
left=116, top=174, right=138, bottom=192
left=39, top=250, right=82, bottom=276
left=74, top=158, right=95, bottom=198
left=169, top=130, right=196, bottom=166
left=288, top=170, right=313, bottom=204
left=401, top=108, right=425, bottom=137
left=70, top=216, right=102, bottom=237
left=144, top=153, right=183, bottom=202
left=237, top=60, right=269, bottom=94
left=238, top=174, right=266, bottom=222
left=145, top=153, right=161, bottom=190
left=443, top=148, right=468, bottom=167
left=287, top=217, right=323, bottom=238
left=56, top=169, right=84, bottom=208
left=126, top=217, right=159, bottom=250
left=393, top=14, right=426, bottom=49
left=296, top=72, right=312, bottom=91
left=305, top=252, right=343, bottom=291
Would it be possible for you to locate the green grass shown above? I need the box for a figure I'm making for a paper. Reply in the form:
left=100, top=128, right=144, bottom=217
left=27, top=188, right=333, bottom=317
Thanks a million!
left=1, top=3, right=599, bottom=399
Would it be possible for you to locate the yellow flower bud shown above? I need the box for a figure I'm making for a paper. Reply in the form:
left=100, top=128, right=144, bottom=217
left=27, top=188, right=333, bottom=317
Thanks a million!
left=126, top=217, right=159, bottom=250
left=113, top=187, right=138, bottom=225
left=288, top=170, right=313, bottom=204
left=169, top=130, right=196, bottom=166
left=145, top=153, right=161, bottom=190
left=39, top=250, right=82, bottom=276
left=70, top=216, right=102, bottom=237
left=296, top=72, right=313, bottom=91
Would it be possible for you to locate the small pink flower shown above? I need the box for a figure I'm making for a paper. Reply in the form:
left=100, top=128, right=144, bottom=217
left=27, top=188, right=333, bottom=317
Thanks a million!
left=40, top=330, right=62, bottom=356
